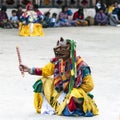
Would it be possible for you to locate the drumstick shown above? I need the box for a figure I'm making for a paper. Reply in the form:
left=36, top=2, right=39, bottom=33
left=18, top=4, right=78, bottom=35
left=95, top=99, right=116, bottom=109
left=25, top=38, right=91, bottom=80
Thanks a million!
left=16, top=46, right=24, bottom=77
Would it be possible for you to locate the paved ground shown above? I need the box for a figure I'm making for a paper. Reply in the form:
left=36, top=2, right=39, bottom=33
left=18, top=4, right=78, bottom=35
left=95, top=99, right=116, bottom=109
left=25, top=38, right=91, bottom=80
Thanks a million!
left=0, top=26, right=120, bottom=120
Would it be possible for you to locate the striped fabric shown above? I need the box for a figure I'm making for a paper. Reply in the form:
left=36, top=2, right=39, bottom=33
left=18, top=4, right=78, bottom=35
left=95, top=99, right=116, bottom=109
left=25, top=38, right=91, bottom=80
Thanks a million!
left=50, top=56, right=90, bottom=93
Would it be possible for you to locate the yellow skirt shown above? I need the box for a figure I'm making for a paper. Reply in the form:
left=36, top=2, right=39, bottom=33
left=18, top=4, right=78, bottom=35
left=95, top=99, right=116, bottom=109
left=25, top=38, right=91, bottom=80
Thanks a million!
left=19, top=23, right=45, bottom=36
left=33, top=77, right=99, bottom=115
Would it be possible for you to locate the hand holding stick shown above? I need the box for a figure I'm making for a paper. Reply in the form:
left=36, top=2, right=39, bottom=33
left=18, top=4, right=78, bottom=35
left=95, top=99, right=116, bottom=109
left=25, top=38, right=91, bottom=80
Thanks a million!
left=16, top=46, right=24, bottom=77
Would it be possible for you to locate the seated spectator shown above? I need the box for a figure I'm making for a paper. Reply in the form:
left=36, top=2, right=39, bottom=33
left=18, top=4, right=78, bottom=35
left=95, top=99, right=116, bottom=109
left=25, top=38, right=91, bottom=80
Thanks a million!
left=33, top=4, right=43, bottom=23
left=19, top=2, right=44, bottom=36
left=95, top=0, right=101, bottom=13
left=49, top=12, right=59, bottom=27
left=73, top=7, right=88, bottom=26
left=94, top=7, right=108, bottom=25
left=10, top=10, right=19, bottom=28
left=0, top=5, right=12, bottom=28
left=95, top=0, right=107, bottom=13
left=109, top=14, right=120, bottom=26
left=112, top=1, right=120, bottom=20
left=58, top=5, right=76, bottom=26
left=107, top=2, right=115, bottom=15
left=42, top=11, right=50, bottom=28
left=109, top=1, right=120, bottom=26
left=33, top=4, right=42, bottom=16
left=16, top=4, right=24, bottom=21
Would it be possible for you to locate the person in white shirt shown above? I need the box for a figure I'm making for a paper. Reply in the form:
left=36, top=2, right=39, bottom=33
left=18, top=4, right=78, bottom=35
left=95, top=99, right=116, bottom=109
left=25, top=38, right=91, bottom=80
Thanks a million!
left=10, top=10, right=19, bottom=28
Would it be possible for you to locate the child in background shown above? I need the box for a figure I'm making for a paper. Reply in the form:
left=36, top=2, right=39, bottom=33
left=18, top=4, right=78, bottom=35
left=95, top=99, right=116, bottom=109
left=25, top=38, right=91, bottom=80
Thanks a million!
left=49, top=12, right=58, bottom=27
left=10, top=10, right=19, bottom=28
left=58, top=5, right=75, bottom=26
left=42, top=11, right=50, bottom=28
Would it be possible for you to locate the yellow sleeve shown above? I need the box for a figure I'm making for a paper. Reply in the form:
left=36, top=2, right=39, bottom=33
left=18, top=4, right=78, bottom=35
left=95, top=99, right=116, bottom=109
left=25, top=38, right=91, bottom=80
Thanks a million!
left=80, top=75, right=94, bottom=93
left=41, top=62, right=55, bottom=77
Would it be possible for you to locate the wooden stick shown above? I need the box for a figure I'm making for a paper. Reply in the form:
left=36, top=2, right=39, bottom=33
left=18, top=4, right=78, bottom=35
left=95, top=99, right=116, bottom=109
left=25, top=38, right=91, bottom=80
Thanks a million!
left=16, top=46, right=24, bottom=77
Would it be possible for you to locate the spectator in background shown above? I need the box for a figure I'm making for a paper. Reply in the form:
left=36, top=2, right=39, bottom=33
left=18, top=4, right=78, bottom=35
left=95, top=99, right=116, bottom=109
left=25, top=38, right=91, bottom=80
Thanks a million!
left=94, top=7, right=108, bottom=25
left=33, top=4, right=42, bottom=16
left=112, top=1, right=120, bottom=20
left=0, top=5, right=12, bottom=28
left=73, top=7, right=88, bottom=26
left=107, top=2, right=115, bottom=15
left=109, top=1, right=120, bottom=26
left=95, top=0, right=107, bottom=13
left=16, top=4, right=24, bottom=21
left=42, top=11, right=50, bottom=28
left=58, top=5, right=76, bottom=26
left=33, top=4, right=43, bottom=23
left=49, top=12, right=59, bottom=27
left=10, top=10, right=19, bottom=28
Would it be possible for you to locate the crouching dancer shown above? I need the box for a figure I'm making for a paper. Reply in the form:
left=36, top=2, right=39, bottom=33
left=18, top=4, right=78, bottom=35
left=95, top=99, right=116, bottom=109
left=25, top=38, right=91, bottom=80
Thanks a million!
left=19, top=37, right=99, bottom=117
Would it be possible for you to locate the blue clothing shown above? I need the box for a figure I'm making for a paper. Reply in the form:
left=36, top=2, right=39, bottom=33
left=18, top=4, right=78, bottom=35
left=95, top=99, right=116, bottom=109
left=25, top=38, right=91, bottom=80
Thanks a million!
left=112, top=7, right=120, bottom=20
left=10, top=16, right=18, bottom=23
left=95, top=12, right=108, bottom=25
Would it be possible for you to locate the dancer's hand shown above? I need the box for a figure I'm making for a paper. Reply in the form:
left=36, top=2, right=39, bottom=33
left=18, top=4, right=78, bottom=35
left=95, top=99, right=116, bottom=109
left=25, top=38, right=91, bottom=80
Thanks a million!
left=19, top=64, right=30, bottom=73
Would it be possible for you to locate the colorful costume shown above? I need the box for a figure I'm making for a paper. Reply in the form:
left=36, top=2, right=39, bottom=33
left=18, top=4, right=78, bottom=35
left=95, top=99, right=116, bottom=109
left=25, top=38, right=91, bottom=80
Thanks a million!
left=29, top=39, right=99, bottom=117
left=19, top=2, right=44, bottom=36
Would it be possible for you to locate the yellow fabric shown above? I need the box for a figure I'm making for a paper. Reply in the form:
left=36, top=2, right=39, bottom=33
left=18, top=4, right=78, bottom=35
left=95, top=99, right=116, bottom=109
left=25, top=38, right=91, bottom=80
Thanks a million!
left=80, top=75, right=94, bottom=92
left=33, top=75, right=99, bottom=115
left=108, top=6, right=114, bottom=14
left=76, top=20, right=88, bottom=26
left=34, top=92, right=43, bottom=113
left=39, top=77, right=69, bottom=115
left=70, top=87, right=99, bottom=115
left=41, top=62, right=55, bottom=77
left=19, top=23, right=45, bottom=36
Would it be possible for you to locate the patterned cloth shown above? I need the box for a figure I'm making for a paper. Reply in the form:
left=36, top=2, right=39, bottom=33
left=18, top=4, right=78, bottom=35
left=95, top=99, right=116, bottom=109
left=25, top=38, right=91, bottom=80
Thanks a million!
left=32, top=39, right=99, bottom=116
left=51, top=56, right=90, bottom=93
left=20, top=11, right=41, bottom=25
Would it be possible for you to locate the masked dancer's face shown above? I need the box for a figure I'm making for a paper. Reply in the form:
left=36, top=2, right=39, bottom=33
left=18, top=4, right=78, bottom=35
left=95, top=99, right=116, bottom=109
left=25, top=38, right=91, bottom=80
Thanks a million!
left=54, top=40, right=70, bottom=61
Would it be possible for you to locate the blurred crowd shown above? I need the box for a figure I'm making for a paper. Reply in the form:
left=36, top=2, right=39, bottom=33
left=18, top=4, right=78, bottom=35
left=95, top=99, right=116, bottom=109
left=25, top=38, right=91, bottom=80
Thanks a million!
left=0, top=0, right=120, bottom=29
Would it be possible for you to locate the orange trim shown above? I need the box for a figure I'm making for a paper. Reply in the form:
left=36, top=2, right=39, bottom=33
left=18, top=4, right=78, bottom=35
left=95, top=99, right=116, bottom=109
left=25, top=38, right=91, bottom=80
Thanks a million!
left=76, top=57, right=83, bottom=66
left=54, top=77, right=61, bottom=85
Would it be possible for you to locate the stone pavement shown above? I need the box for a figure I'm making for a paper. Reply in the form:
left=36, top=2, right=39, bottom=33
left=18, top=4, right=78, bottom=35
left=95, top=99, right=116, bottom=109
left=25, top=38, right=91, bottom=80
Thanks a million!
left=0, top=26, right=120, bottom=120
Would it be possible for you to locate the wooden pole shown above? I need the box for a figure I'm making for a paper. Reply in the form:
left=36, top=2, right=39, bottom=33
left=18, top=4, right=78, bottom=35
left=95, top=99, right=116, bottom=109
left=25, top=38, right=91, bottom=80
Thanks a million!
left=16, top=46, right=24, bottom=77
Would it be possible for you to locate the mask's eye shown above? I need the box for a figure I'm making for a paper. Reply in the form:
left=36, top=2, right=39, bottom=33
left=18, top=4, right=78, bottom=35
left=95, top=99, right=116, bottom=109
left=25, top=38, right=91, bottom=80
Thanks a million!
left=60, top=46, right=67, bottom=50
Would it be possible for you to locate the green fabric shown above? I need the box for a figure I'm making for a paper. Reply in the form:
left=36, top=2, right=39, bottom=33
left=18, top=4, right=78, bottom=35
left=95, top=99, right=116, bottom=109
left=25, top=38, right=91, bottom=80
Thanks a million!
left=82, top=66, right=91, bottom=78
left=78, top=98, right=84, bottom=101
left=87, top=93, right=94, bottom=99
left=66, top=39, right=76, bottom=93
left=33, top=79, right=42, bottom=92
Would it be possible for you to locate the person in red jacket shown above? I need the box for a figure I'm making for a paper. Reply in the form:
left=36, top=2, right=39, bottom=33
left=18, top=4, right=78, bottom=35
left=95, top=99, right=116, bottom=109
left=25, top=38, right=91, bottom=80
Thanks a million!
left=73, top=7, right=88, bottom=26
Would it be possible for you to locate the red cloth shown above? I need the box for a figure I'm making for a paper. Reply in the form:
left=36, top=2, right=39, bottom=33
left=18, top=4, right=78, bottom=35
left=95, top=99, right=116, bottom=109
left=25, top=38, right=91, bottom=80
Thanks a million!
left=73, top=11, right=84, bottom=20
left=68, top=97, right=77, bottom=112
left=34, top=68, right=42, bottom=75
left=26, top=2, right=33, bottom=11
